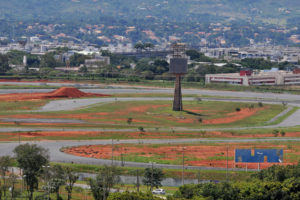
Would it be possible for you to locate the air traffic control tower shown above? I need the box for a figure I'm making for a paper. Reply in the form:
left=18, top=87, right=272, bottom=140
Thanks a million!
left=169, top=43, right=188, bottom=111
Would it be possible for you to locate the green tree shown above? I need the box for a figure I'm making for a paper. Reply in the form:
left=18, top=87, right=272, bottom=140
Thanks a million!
left=13, top=144, right=49, bottom=200
left=134, top=42, right=145, bottom=51
left=108, top=192, right=162, bottom=200
left=7, top=173, right=18, bottom=200
left=69, top=53, right=90, bottom=66
left=0, top=156, right=13, bottom=198
left=89, top=165, right=121, bottom=200
left=144, top=42, right=154, bottom=51
left=64, top=167, right=79, bottom=200
left=40, top=53, right=57, bottom=68
left=79, top=65, right=88, bottom=74
left=143, top=168, right=164, bottom=190
left=0, top=54, right=10, bottom=73
left=48, top=165, right=66, bottom=200
left=186, top=50, right=201, bottom=60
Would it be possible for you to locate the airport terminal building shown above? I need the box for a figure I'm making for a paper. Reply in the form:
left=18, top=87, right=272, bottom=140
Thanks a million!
left=205, top=68, right=300, bottom=86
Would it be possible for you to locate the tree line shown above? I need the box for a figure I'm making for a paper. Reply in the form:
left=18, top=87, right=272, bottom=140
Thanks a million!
left=0, top=143, right=165, bottom=200
left=0, top=49, right=299, bottom=83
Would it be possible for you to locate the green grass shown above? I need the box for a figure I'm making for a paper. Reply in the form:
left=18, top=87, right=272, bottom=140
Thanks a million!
left=51, top=162, right=253, bottom=181
left=9, top=100, right=284, bottom=129
left=0, top=84, right=59, bottom=89
left=267, top=107, right=299, bottom=125
left=0, top=100, right=48, bottom=113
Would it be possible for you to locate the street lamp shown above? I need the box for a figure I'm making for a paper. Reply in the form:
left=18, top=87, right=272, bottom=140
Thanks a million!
left=111, top=139, right=114, bottom=166
left=42, top=165, right=51, bottom=200
left=182, top=147, right=186, bottom=186
left=257, top=152, right=263, bottom=171
left=149, top=161, right=156, bottom=191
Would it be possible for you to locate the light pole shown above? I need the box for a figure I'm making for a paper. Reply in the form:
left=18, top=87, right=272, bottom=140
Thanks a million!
left=42, top=165, right=51, bottom=200
left=257, top=152, right=263, bottom=171
left=150, top=161, right=156, bottom=191
left=22, top=174, right=26, bottom=197
left=111, top=139, right=114, bottom=166
left=182, top=147, right=186, bottom=186
left=226, top=145, right=228, bottom=181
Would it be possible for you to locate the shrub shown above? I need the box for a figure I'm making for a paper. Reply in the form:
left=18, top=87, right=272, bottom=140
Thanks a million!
left=138, top=127, right=145, bottom=132
left=197, top=118, right=203, bottom=123
left=280, top=130, right=286, bottom=137
left=127, top=118, right=133, bottom=125
left=272, top=129, right=279, bottom=137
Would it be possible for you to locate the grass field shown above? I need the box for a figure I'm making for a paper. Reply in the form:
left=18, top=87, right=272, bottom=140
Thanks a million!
left=0, top=100, right=286, bottom=129
left=0, top=84, right=59, bottom=89
left=52, top=162, right=253, bottom=182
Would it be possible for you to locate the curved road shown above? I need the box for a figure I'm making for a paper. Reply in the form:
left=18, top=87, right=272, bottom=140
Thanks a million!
left=1, top=83, right=300, bottom=170
left=1, top=138, right=300, bottom=171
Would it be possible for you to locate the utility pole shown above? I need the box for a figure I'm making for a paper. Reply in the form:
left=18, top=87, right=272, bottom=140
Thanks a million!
left=182, top=147, right=186, bottom=185
left=136, top=170, right=140, bottom=192
left=226, top=145, right=228, bottom=181
left=111, top=139, right=114, bottom=166
left=150, top=162, right=156, bottom=191
left=42, top=165, right=51, bottom=200
left=257, top=152, right=263, bottom=171
left=151, top=162, right=154, bottom=191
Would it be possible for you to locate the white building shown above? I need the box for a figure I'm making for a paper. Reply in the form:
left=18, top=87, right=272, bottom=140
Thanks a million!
left=206, top=69, right=300, bottom=86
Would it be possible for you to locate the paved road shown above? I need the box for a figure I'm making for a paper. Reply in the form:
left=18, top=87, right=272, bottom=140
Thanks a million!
left=0, top=81, right=104, bottom=88
left=1, top=83, right=300, bottom=170
left=0, top=97, right=299, bottom=132
left=39, top=97, right=300, bottom=128
left=1, top=87, right=300, bottom=101
left=1, top=138, right=300, bottom=171
left=1, top=118, right=85, bottom=124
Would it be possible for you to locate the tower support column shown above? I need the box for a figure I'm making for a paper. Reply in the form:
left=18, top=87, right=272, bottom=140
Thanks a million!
left=173, top=74, right=183, bottom=111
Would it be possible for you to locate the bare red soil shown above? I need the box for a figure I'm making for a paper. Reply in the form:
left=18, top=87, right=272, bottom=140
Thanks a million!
left=203, top=108, right=263, bottom=124
left=64, top=143, right=298, bottom=169
left=0, top=87, right=109, bottom=101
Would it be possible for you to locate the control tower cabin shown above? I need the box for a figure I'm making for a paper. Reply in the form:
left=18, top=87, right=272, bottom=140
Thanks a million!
left=169, top=43, right=188, bottom=111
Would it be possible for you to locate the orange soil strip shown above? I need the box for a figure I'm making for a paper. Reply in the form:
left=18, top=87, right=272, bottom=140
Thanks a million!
left=0, top=87, right=109, bottom=101
left=64, top=143, right=298, bottom=169
left=126, top=104, right=169, bottom=112
left=1, top=113, right=110, bottom=120
left=185, top=109, right=206, bottom=113
left=203, top=108, right=263, bottom=124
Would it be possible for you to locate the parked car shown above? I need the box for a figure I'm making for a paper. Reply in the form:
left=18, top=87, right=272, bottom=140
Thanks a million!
left=152, top=188, right=165, bottom=195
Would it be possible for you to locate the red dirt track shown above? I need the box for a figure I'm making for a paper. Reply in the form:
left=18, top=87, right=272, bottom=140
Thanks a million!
left=64, top=143, right=297, bottom=169
left=0, top=87, right=109, bottom=101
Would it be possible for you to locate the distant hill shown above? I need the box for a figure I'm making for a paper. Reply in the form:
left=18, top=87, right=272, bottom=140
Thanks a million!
left=0, top=0, right=299, bottom=25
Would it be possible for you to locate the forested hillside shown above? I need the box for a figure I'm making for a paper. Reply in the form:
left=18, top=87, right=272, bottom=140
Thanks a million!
left=0, top=0, right=299, bottom=25
left=0, top=0, right=299, bottom=46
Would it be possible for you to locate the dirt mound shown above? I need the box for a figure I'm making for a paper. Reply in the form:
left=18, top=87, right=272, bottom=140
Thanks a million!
left=46, top=87, right=93, bottom=98
left=0, top=87, right=109, bottom=101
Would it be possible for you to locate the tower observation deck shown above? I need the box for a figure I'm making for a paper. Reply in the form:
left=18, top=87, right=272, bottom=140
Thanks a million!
left=169, top=43, right=188, bottom=111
